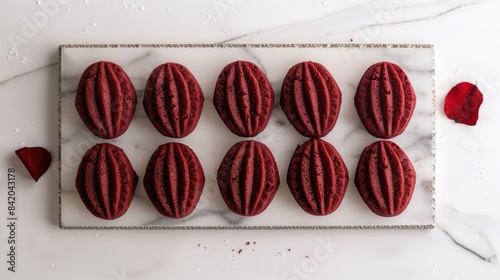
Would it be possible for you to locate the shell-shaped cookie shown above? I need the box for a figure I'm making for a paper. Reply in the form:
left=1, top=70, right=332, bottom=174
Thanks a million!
left=217, top=140, right=279, bottom=216
left=280, top=61, right=342, bottom=138
left=75, top=61, right=137, bottom=139
left=143, top=62, right=204, bottom=138
left=287, top=139, right=348, bottom=216
left=354, top=61, right=416, bottom=139
left=354, top=140, right=416, bottom=217
left=143, top=142, right=205, bottom=218
left=76, top=143, right=138, bottom=220
left=213, top=61, right=274, bottom=137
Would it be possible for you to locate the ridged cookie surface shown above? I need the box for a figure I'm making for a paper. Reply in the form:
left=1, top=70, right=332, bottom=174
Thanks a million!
left=75, top=61, right=137, bottom=139
left=217, top=140, right=279, bottom=216
left=280, top=61, right=342, bottom=138
left=287, top=139, right=348, bottom=216
left=144, top=142, right=205, bottom=218
left=76, top=143, right=138, bottom=220
left=213, top=61, right=274, bottom=137
left=354, top=61, right=416, bottom=139
left=355, top=140, right=416, bottom=217
left=143, top=62, right=204, bottom=138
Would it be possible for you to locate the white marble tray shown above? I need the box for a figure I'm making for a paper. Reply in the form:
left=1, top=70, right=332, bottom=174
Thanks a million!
left=58, top=44, right=435, bottom=229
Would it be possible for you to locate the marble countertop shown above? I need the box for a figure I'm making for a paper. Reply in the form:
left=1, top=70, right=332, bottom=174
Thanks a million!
left=1, top=0, right=499, bottom=279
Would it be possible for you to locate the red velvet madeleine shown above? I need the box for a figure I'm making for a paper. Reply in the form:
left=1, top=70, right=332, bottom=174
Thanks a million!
left=75, top=61, right=137, bottom=139
left=143, top=143, right=205, bottom=218
left=217, top=140, right=280, bottom=216
left=287, top=139, right=348, bottom=216
left=354, top=61, right=416, bottom=139
left=355, top=140, right=416, bottom=217
left=143, top=62, right=204, bottom=138
left=280, top=61, right=342, bottom=138
left=213, top=61, right=274, bottom=137
left=76, top=143, right=138, bottom=220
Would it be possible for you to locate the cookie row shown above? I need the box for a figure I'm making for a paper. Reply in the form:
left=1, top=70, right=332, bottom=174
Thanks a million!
left=75, top=138, right=415, bottom=220
left=214, top=60, right=417, bottom=139
left=75, top=141, right=278, bottom=220
left=75, top=60, right=416, bottom=141
left=287, top=139, right=416, bottom=217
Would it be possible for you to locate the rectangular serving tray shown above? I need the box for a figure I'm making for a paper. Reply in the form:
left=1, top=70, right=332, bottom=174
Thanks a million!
left=58, top=43, right=435, bottom=229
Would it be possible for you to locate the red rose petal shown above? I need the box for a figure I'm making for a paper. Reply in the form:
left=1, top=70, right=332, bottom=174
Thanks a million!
left=444, top=82, right=483, bottom=126
left=15, top=147, right=52, bottom=182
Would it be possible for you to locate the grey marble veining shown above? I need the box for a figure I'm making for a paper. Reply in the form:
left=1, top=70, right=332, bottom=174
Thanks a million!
left=59, top=44, right=434, bottom=229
